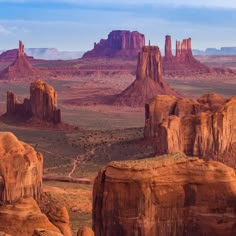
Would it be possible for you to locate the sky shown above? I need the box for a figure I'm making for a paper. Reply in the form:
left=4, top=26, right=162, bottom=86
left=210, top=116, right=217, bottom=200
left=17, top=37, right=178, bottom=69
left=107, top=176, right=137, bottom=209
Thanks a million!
left=0, top=0, right=236, bottom=51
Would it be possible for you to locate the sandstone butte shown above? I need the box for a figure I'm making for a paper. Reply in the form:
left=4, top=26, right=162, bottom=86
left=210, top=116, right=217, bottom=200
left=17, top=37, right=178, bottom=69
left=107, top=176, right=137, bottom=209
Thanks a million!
left=82, top=30, right=145, bottom=58
left=113, top=45, right=180, bottom=107
left=0, top=40, right=37, bottom=80
left=93, top=153, right=236, bottom=236
left=5, top=79, right=61, bottom=125
left=0, top=132, right=87, bottom=236
left=162, top=35, right=234, bottom=76
left=144, top=93, right=236, bottom=168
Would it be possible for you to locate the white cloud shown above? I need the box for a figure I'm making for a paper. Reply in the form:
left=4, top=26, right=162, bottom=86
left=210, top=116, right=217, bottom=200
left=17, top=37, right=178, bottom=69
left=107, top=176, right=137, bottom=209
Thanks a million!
left=0, top=0, right=236, bottom=9
left=0, top=24, right=11, bottom=35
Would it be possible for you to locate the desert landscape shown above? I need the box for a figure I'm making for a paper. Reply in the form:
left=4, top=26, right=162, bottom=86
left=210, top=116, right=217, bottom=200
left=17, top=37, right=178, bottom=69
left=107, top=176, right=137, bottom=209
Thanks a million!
left=0, top=1, right=236, bottom=236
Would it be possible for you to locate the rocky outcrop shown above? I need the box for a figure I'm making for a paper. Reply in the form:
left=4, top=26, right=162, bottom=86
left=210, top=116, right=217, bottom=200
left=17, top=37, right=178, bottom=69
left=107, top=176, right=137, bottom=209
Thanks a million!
left=93, top=153, right=236, bottom=236
left=33, top=229, right=63, bottom=236
left=144, top=93, right=236, bottom=168
left=0, top=41, right=36, bottom=80
left=77, top=227, right=94, bottom=236
left=163, top=35, right=210, bottom=76
left=0, top=198, right=61, bottom=236
left=5, top=80, right=61, bottom=124
left=113, top=45, right=180, bottom=106
left=0, top=132, right=42, bottom=203
left=82, top=30, right=145, bottom=58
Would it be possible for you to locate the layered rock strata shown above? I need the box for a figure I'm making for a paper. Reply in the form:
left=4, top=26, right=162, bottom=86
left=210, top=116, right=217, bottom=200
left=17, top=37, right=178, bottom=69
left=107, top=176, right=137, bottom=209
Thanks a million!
left=144, top=93, right=236, bottom=167
left=83, top=30, right=145, bottom=58
left=6, top=79, right=61, bottom=124
left=0, top=132, right=42, bottom=203
left=93, top=153, right=236, bottom=236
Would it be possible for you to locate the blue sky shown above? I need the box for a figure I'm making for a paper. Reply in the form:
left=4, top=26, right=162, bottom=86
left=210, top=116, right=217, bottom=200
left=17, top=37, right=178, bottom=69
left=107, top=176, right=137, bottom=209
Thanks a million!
left=0, top=0, right=236, bottom=51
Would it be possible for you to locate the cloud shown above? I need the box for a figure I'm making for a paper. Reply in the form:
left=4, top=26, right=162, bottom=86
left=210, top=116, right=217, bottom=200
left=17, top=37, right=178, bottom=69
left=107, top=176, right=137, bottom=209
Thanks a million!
left=0, top=0, right=236, bottom=9
left=0, top=24, right=11, bottom=35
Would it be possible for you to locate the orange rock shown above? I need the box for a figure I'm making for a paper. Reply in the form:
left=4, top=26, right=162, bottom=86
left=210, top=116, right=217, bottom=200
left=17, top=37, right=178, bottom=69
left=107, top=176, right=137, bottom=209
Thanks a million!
left=33, top=229, right=63, bottom=236
left=77, top=226, right=94, bottom=236
left=0, top=132, right=42, bottom=203
left=0, top=197, right=61, bottom=236
left=144, top=93, right=236, bottom=168
left=93, top=153, right=236, bottom=236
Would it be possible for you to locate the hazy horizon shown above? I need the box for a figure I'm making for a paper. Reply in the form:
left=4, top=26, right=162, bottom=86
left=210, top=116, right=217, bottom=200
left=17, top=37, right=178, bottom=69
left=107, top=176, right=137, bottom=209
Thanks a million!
left=0, top=0, right=236, bottom=51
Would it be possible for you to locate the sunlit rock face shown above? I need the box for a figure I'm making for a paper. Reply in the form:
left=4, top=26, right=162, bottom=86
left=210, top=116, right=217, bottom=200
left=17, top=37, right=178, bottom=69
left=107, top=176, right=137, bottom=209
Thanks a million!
left=144, top=93, right=236, bottom=168
left=93, top=153, right=236, bottom=236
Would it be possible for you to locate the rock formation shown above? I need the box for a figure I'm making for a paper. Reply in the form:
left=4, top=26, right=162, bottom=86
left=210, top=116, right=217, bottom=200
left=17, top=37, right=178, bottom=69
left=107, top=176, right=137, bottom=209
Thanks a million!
left=77, top=227, right=94, bottom=236
left=93, top=153, right=236, bottom=236
left=5, top=79, right=61, bottom=124
left=0, top=132, right=42, bottom=203
left=82, top=30, right=145, bottom=58
left=113, top=45, right=180, bottom=106
left=0, top=40, right=36, bottom=80
left=33, top=229, right=63, bottom=236
left=163, top=35, right=210, bottom=76
left=144, top=93, right=236, bottom=168
left=0, top=198, right=61, bottom=236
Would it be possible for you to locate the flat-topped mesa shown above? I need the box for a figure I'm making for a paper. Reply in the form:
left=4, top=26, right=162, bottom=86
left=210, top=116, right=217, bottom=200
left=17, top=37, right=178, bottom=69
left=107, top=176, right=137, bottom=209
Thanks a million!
left=113, top=45, right=179, bottom=107
left=5, top=80, right=62, bottom=124
left=144, top=93, right=236, bottom=168
left=93, top=153, right=236, bottom=236
left=82, top=30, right=145, bottom=58
left=0, top=132, right=42, bottom=203
left=164, top=35, right=173, bottom=60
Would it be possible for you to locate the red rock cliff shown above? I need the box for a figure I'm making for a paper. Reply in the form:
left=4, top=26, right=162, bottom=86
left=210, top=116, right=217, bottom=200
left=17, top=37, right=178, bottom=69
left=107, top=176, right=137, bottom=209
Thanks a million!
left=93, top=153, right=236, bottom=236
left=82, top=30, right=145, bottom=58
left=144, top=93, right=236, bottom=168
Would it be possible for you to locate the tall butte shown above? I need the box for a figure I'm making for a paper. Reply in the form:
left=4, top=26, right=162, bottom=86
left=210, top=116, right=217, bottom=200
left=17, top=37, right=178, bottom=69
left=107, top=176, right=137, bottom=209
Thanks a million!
left=163, top=35, right=209, bottom=75
left=0, top=40, right=35, bottom=80
left=113, top=45, right=180, bottom=107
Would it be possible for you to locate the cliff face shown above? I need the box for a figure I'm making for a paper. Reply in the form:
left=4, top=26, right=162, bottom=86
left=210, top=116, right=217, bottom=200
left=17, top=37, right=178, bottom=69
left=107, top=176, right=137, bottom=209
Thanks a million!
left=144, top=93, right=236, bottom=168
left=0, top=132, right=42, bottom=203
left=113, top=46, right=180, bottom=107
left=82, top=30, right=145, bottom=58
left=6, top=80, right=61, bottom=124
left=93, top=153, right=236, bottom=236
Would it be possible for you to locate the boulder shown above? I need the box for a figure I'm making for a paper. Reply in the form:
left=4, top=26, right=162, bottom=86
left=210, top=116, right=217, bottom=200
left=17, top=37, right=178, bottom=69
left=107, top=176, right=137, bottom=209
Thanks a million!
left=77, top=226, right=94, bottom=236
left=93, top=153, right=236, bottom=236
left=33, top=229, right=63, bottom=236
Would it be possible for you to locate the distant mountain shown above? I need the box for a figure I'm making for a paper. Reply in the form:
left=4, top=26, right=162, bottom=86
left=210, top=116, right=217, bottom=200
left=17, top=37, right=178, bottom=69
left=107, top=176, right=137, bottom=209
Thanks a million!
left=0, top=48, right=84, bottom=60
left=25, top=48, right=84, bottom=60
left=193, top=47, right=236, bottom=56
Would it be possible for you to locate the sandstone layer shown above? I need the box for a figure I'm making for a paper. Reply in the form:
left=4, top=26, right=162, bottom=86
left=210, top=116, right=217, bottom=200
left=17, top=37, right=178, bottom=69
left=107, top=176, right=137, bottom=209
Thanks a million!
left=0, top=132, right=42, bottom=203
left=113, top=45, right=179, bottom=107
left=93, top=153, right=236, bottom=236
left=5, top=79, right=61, bottom=124
left=83, top=30, right=145, bottom=58
left=144, top=93, right=236, bottom=168
left=0, top=198, right=61, bottom=236
left=77, top=226, right=94, bottom=236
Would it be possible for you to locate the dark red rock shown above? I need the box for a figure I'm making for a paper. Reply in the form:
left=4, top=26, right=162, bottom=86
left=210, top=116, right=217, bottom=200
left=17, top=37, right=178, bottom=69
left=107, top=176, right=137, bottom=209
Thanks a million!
left=82, top=30, right=145, bottom=58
